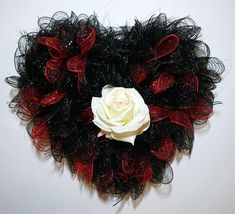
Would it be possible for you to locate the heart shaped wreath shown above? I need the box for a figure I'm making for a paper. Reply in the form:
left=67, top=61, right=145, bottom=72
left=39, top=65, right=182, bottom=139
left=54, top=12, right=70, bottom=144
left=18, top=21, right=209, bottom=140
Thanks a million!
left=6, top=11, right=223, bottom=201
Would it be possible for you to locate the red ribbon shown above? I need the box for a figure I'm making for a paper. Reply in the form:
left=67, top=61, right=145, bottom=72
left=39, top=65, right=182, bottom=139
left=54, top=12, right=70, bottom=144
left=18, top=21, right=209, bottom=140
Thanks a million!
left=19, top=83, right=41, bottom=116
left=150, top=136, right=176, bottom=161
left=37, top=27, right=96, bottom=84
left=130, top=34, right=179, bottom=84
left=67, top=27, right=96, bottom=79
left=148, top=99, right=212, bottom=131
left=37, top=36, right=66, bottom=59
left=37, top=37, right=66, bottom=84
left=73, top=143, right=96, bottom=182
left=31, top=119, right=50, bottom=152
left=19, top=82, right=66, bottom=117
left=66, top=55, right=85, bottom=79
left=149, top=72, right=174, bottom=94
left=150, top=72, right=199, bottom=94
left=119, top=151, right=153, bottom=185
left=77, top=27, right=97, bottom=57
left=129, top=65, right=149, bottom=84
left=130, top=34, right=199, bottom=96
left=181, top=74, right=199, bottom=93
left=153, top=34, right=179, bottom=59
left=148, top=104, right=193, bottom=130
left=41, top=90, right=66, bottom=106
left=74, top=160, right=93, bottom=182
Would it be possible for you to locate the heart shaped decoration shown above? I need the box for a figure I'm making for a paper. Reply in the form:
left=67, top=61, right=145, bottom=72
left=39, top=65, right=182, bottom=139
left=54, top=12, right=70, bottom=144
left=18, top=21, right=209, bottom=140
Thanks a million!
left=5, top=11, right=223, bottom=202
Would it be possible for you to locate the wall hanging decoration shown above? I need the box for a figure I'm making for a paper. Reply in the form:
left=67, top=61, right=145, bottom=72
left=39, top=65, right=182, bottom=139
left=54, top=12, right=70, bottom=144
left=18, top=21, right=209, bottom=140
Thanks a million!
left=5, top=11, right=223, bottom=202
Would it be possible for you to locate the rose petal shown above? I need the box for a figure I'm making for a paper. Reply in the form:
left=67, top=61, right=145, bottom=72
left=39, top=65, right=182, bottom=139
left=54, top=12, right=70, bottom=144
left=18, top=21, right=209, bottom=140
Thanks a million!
left=110, top=104, right=134, bottom=124
left=111, top=132, right=136, bottom=145
left=101, top=85, right=114, bottom=97
left=91, top=98, right=112, bottom=131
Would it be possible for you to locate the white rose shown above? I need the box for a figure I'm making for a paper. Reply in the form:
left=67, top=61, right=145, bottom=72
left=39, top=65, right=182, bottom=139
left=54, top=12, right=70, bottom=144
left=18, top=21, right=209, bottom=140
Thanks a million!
left=91, top=85, right=150, bottom=144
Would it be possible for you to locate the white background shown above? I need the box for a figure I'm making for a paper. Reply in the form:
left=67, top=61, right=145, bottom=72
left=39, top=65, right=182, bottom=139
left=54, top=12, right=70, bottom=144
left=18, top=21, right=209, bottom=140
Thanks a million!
left=0, top=0, right=234, bottom=213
